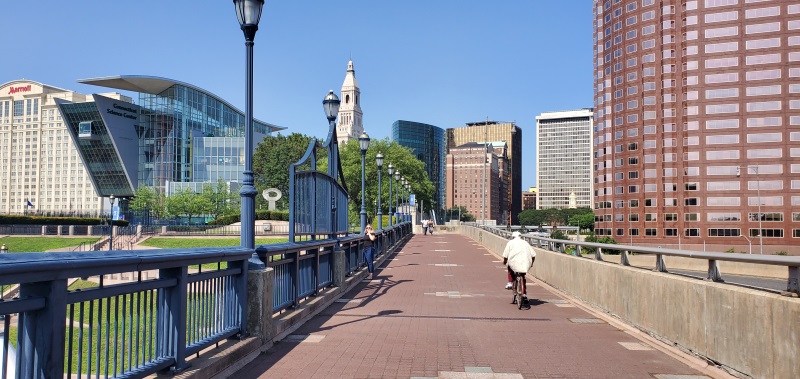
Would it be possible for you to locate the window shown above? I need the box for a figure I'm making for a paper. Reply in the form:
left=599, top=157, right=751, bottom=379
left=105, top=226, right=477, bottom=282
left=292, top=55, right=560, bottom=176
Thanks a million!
left=685, top=198, right=699, bottom=206
left=708, top=228, right=741, bottom=237
left=645, top=228, right=657, bottom=236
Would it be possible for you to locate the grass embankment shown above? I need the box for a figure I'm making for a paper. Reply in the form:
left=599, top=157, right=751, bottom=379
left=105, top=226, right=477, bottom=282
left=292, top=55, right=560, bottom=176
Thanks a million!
left=139, top=237, right=287, bottom=249
left=0, top=236, right=101, bottom=253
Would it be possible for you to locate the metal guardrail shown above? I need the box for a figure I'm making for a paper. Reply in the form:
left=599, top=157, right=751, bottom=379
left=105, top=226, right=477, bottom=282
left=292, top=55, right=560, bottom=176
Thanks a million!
left=476, top=225, right=800, bottom=295
left=0, top=247, right=252, bottom=378
left=255, top=222, right=408, bottom=312
left=0, top=221, right=412, bottom=378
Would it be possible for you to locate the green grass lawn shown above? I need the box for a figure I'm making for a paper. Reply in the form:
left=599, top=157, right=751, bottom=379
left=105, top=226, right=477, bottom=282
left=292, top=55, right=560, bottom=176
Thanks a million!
left=0, top=236, right=101, bottom=252
left=140, top=237, right=287, bottom=249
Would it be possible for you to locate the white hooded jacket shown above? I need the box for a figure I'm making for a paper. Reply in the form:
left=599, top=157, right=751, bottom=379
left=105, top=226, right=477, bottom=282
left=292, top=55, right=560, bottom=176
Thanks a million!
left=502, top=234, right=536, bottom=274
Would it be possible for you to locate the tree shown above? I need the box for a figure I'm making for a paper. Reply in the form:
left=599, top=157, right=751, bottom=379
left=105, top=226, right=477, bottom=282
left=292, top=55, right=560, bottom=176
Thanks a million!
left=252, top=132, right=315, bottom=211
left=201, top=179, right=239, bottom=220
left=445, top=206, right=474, bottom=222
left=165, top=188, right=210, bottom=224
left=569, top=212, right=595, bottom=232
left=129, top=186, right=166, bottom=220
left=338, top=138, right=434, bottom=225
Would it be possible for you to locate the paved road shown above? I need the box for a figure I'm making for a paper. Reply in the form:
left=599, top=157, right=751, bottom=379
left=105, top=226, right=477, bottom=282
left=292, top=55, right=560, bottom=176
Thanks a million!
left=233, top=233, right=728, bottom=379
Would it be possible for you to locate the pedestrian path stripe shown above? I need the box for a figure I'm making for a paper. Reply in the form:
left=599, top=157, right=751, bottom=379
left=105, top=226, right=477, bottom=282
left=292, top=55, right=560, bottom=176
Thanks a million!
left=335, top=298, right=363, bottom=304
left=434, top=249, right=451, bottom=251
left=283, top=334, right=325, bottom=343
left=653, top=375, right=711, bottom=379
left=569, top=318, right=605, bottom=324
left=543, top=299, right=568, bottom=304
left=464, top=366, right=493, bottom=373
left=555, top=304, right=576, bottom=308
left=618, top=342, right=653, bottom=351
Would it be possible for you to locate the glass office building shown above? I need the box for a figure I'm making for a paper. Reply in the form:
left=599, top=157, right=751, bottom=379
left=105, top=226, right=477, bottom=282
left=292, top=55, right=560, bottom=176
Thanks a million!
left=79, top=76, right=284, bottom=195
left=392, top=120, right=446, bottom=218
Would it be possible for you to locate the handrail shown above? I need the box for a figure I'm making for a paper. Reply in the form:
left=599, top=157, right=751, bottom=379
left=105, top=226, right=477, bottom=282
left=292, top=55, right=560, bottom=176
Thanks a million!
left=476, top=225, right=800, bottom=295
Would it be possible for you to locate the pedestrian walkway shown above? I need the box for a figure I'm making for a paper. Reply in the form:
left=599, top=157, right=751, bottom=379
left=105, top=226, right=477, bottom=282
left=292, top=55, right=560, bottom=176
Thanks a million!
left=233, top=233, right=727, bottom=379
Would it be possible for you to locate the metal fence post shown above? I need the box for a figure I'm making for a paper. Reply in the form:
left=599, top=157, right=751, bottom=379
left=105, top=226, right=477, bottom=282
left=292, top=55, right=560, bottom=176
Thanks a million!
left=17, top=279, right=68, bottom=378
left=621, top=250, right=631, bottom=266
left=159, top=267, right=190, bottom=373
left=706, top=260, right=723, bottom=282
left=655, top=254, right=668, bottom=272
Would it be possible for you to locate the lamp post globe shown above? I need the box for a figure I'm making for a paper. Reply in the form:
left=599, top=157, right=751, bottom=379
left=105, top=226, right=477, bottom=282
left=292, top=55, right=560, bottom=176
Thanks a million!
left=233, top=0, right=265, bottom=270
left=359, top=131, right=370, bottom=233
left=387, top=163, right=395, bottom=225
left=376, top=152, right=384, bottom=230
left=323, top=90, right=340, bottom=123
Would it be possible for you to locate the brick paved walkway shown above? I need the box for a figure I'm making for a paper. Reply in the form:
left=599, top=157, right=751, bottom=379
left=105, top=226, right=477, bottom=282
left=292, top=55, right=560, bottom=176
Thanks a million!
left=233, top=234, right=723, bottom=379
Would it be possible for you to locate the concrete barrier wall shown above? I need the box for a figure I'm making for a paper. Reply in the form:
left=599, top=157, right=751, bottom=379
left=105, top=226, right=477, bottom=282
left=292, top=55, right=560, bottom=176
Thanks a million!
left=461, top=226, right=799, bottom=379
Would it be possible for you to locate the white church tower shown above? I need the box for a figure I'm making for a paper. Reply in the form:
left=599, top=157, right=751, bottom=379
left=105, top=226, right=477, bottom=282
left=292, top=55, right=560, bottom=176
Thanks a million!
left=336, top=60, right=363, bottom=145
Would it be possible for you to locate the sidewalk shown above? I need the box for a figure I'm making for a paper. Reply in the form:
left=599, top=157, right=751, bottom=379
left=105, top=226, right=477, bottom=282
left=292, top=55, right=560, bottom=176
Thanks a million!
left=232, top=233, right=726, bottom=379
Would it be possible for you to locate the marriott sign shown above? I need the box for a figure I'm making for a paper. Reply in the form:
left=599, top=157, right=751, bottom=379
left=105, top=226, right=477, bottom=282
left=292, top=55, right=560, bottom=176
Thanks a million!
left=8, top=85, right=32, bottom=94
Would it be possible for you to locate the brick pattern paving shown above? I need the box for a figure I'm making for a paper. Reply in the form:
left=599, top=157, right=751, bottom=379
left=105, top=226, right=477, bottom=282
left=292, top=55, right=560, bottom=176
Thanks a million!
left=233, top=234, right=712, bottom=379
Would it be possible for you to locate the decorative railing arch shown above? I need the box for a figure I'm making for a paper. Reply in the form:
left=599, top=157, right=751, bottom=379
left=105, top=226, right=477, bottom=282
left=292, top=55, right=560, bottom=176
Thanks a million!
left=289, top=116, right=350, bottom=242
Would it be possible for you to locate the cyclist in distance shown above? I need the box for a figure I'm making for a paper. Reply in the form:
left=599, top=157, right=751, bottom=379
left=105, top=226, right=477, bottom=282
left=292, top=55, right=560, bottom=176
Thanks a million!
left=502, top=231, right=536, bottom=303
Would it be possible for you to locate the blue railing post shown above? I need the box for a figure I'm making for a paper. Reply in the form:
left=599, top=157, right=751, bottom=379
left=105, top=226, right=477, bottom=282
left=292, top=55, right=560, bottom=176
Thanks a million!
left=292, top=251, right=300, bottom=307
left=232, top=258, right=249, bottom=338
left=18, top=279, right=68, bottom=378
left=159, top=267, right=190, bottom=373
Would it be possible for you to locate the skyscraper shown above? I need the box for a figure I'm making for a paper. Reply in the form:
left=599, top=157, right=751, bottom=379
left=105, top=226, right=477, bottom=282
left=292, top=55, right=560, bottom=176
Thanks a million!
left=392, top=120, right=446, bottom=218
left=536, top=109, right=594, bottom=210
left=593, top=0, right=800, bottom=251
left=447, top=121, right=521, bottom=224
left=336, top=60, right=364, bottom=145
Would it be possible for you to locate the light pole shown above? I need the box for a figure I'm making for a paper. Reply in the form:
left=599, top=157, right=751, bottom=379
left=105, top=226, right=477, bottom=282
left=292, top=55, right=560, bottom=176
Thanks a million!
left=741, top=234, right=753, bottom=255
left=109, top=194, right=116, bottom=251
left=359, top=131, right=371, bottom=233
left=376, top=152, right=384, bottom=230
left=323, top=90, right=340, bottom=239
left=394, top=170, right=401, bottom=224
left=233, top=0, right=265, bottom=269
left=403, top=179, right=409, bottom=222
left=737, top=165, right=763, bottom=255
left=387, top=163, right=395, bottom=226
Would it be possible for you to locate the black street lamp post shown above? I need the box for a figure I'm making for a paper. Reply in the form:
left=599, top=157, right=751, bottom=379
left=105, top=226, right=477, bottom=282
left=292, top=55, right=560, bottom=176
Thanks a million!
left=233, top=0, right=265, bottom=269
left=109, top=194, right=116, bottom=251
left=323, top=90, right=340, bottom=239
left=376, top=152, right=384, bottom=230
left=359, top=131, right=371, bottom=233
left=387, top=163, right=394, bottom=226
left=393, top=170, right=401, bottom=225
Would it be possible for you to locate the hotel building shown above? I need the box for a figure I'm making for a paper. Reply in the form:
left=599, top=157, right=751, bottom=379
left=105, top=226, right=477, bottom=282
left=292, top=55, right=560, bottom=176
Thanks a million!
left=593, top=0, right=800, bottom=251
left=0, top=80, right=131, bottom=214
left=536, top=109, right=594, bottom=210
left=0, top=77, right=283, bottom=216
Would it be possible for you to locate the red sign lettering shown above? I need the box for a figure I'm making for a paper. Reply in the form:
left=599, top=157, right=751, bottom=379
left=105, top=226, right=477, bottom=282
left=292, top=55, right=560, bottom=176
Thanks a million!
left=8, top=85, right=32, bottom=94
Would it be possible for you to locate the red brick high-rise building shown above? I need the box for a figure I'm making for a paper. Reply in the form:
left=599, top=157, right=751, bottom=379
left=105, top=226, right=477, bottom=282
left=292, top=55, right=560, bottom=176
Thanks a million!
left=593, top=0, right=800, bottom=253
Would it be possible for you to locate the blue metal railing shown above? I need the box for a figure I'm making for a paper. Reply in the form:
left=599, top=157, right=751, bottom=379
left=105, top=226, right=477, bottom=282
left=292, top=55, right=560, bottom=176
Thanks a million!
left=0, top=221, right=413, bottom=377
left=0, top=247, right=251, bottom=378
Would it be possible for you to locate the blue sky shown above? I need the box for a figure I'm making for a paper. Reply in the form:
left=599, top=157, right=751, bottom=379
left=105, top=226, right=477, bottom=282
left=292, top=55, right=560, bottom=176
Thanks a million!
left=2, top=1, right=594, bottom=188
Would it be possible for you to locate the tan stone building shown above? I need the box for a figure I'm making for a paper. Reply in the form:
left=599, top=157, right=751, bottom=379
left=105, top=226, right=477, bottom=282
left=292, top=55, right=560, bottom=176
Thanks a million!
left=0, top=80, right=130, bottom=215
